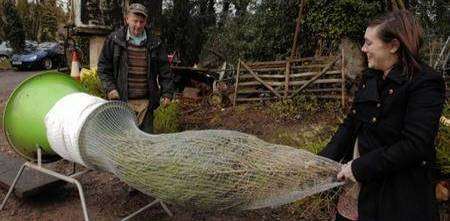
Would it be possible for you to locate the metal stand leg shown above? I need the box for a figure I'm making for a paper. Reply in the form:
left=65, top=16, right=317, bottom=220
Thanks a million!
left=0, top=163, right=26, bottom=210
left=0, top=148, right=91, bottom=221
left=160, top=201, right=173, bottom=217
left=1, top=147, right=174, bottom=221
left=25, top=163, right=91, bottom=221
left=121, top=199, right=173, bottom=221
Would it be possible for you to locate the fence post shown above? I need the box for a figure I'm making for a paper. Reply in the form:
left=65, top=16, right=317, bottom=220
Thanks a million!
left=341, top=47, right=346, bottom=108
left=233, top=59, right=241, bottom=107
left=284, top=58, right=291, bottom=99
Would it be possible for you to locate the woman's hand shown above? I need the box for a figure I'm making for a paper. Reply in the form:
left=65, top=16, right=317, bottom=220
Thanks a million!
left=338, top=161, right=356, bottom=182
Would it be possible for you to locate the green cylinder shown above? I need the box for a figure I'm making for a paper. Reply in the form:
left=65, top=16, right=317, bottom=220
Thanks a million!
left=3, top=71, right=86, bottom=162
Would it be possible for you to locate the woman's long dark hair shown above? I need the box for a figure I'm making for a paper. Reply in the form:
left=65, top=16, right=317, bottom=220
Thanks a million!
left=368, top=10, right=424, bottom=77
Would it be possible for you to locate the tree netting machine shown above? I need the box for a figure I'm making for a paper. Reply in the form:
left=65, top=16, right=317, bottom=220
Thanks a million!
left=1, top=71, right=344, bottom=220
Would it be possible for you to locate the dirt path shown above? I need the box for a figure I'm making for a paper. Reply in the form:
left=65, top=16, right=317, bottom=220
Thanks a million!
left=0, top=70, right=38, bottom=155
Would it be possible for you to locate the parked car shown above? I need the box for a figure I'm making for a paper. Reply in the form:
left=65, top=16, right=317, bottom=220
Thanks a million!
left=10, top=41, right=65, bottom=70
left=0, top=41, right=13, bottom=61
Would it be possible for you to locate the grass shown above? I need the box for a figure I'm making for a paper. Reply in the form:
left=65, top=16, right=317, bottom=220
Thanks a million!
left=269, top=124, right=337, bottom=154
left=79, top=68, right=105, bottom=98
left=267, top=95, right=341, bottom=123
left=0, top=58, right=12, bottom=70
left=154, top=101, right=182, bottom=134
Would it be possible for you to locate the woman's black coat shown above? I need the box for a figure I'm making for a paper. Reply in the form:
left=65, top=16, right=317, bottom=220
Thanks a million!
left=319, top=64, right=445, bottom=221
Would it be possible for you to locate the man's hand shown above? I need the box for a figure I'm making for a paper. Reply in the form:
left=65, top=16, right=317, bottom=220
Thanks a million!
left=161, top=97, right=171, bottom=108
left=337, top=161, right=356, bottom=182
left=107, top=89, right=120, bottom=100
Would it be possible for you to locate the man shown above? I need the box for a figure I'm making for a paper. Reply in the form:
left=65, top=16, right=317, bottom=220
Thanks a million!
left=98, top=3, right=174, bottom=133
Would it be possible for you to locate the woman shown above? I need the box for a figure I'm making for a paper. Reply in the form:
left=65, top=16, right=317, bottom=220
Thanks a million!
left=319, top=10, right=445, bottom=221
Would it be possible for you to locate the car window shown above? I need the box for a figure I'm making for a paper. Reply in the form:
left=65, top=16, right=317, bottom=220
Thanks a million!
left=38, top=42, right=56, bottom=49
left=38, top=42, right=63, bottom=53
left=24, top=43, right=37, bottom=52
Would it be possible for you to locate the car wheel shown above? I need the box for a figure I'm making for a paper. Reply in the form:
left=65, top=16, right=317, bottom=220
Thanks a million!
left=43, top=58, right=53, bottom=70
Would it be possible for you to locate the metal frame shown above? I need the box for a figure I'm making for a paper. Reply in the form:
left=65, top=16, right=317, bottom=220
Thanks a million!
left=0, top=147, right=173, bottom=221
left=122, top=199, right=173, bottom=221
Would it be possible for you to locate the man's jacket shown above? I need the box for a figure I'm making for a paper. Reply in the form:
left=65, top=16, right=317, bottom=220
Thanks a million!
left=97, top=26, right=174, bottom=111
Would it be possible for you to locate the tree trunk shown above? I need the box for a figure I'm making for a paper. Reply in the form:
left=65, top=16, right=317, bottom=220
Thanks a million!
left=219, top=0, right=231, bottom=28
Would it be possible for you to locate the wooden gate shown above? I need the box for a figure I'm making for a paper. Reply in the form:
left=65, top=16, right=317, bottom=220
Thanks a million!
left=233, top=55, right=347, bottom=107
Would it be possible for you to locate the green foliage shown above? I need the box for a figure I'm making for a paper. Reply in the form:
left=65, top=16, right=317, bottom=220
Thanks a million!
left=275, top=125, right=337, bottom=154
left=80, top=68, right=105, bottom=98
left=38, top=0, right=58, bottom=41
left=0, top=2, right=5, bottom=41
left=153, top=101, right=182, bottom=134
left=267, top=95, right=340, bottom=121
left=268, top=99, right=304, bottom=121
left=2, top=0, right=25, bottom=51
left=436, top=104, right=450, bottom=175
left=203, top=0, right=383, bottom=63
left=203, top=1, right=295, bottom=63
left=410, top=0, right=450, bottom=39
left=261, top=116, right=338, bottom=164
left=15, top=0, right=31, bottom=39
left=243, top=0, right=297, bottom=60
left=0, top=56, right=11, bottom=70
left=161, top=0, right=216, bottom=66
left=74, top=36, right=90, bottom=67
left=14, top=0, right=66, bottom=42
left=161, top=0, right=447, bottom=66
left=302, top=0, right=382, bottom=55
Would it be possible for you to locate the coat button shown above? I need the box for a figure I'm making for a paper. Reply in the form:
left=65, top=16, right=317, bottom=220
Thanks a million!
left=362, top=84, right=366, bottom=89
left=422, top=161, right=427, bottom=166
left=352, top=109, right=357, bottom=114
left=388, top=89, right=394, bottom=95
left=372, top=117, right=377, bottom=123
left=377, top=103, right=381, bottom=108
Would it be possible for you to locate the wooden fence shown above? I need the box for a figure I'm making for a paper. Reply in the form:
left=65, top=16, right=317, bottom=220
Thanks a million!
left=233, top=55, right=347, bottom=107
